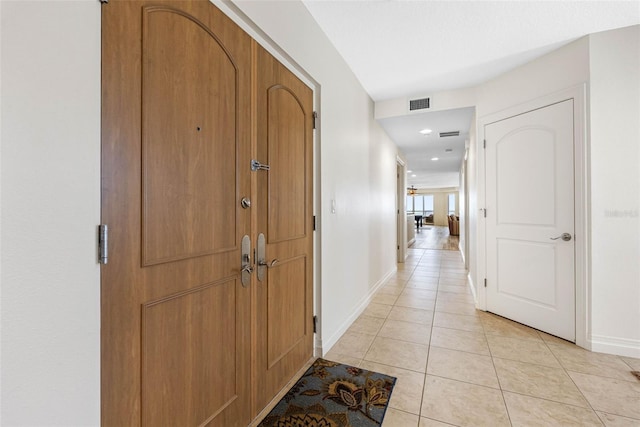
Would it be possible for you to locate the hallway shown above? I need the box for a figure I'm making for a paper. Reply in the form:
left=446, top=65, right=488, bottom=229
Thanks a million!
left=325, top=233, right=640, bottom=426
left=410, top=225, right=459, bottom=251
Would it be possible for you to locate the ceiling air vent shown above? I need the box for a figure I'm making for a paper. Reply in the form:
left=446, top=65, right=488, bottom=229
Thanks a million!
left=409, top=97, right=430, bottom=111
left=439, top=131, right=460, bottom=137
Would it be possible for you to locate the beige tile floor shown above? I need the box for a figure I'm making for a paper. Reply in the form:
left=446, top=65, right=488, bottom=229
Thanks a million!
left=325, top=237, right=640, bottom=426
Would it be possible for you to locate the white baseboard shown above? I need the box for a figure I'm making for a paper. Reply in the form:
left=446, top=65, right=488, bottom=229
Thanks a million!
left=314, top=343, right=323, bottom=358
left=590, top=334, right=640, bottom=358
left=319, top=266, right=397, bottom=356
left=408, top=237, right=416, bottom=247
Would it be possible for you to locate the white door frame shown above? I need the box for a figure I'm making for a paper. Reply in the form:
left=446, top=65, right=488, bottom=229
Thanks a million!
left=477, top=84, right=590, bottom=350
left=463, top=146, right=470, bottom=268
left=396, top=157, right=407, bottom=262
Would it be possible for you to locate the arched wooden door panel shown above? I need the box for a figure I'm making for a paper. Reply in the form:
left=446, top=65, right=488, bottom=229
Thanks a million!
left=253, top=45, right=314, bottom=412
left=102, top=1, right=252, bottom=425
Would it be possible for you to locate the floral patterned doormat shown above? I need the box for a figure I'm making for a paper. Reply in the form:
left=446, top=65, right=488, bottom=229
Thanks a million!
left=258, top=358, right=397, bottom=427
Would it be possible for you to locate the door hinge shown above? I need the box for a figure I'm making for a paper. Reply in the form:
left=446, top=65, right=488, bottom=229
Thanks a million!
left=482, top=208, right=487, bottom=218
left=312, top=111, right=318, bottom=130
left=484, top=278, right=487, bottom=288
left=98, top=224, right=108, bottom=264
left=313, top=315, right=318, bottom=333
left=397, top=245, right=400, bottom=250
left=313, top=215, right=316, bottom=231
left=483, top=139, right=486, bottom=149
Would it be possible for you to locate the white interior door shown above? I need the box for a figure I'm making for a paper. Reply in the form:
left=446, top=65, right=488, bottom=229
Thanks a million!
left=485, top=99, right=575, bottom=341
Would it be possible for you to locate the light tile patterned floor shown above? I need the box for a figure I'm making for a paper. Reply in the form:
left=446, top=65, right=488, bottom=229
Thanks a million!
left=325, top=230, right=640, bottom=426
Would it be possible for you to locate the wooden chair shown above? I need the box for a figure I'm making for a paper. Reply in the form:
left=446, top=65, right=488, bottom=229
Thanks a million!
left=448, top=214, right=459, bottom=236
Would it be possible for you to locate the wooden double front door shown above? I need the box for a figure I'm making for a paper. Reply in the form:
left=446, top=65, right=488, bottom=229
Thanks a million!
left=101, top=1, right=314, bottom=425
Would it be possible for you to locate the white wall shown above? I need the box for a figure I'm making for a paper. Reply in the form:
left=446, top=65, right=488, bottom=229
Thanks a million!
left=589, top=25, right=640, bottom=356
left=211, top=1, right=402, bottom=350
left=476, top=37, right=590, bottom=117
left=368, top=116, right=401, bottom=285
left=1, top=1, right=101, bottom=425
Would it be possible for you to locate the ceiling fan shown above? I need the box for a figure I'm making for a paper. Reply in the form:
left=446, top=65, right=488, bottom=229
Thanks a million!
left=407, top=185, right=417, bottom=195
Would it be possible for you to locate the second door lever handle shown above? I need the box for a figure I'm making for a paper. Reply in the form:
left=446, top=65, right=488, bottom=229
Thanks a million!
left=240, top=235, right=252, bottom=287
left=258, top=259, right=279, bottom=268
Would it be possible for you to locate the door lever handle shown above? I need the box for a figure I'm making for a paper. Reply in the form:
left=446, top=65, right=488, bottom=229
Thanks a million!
left=256, top=233, right=276, bottom=282
left=550, top=233, right=572, bottom=242
left=258, top=259, right=279, bottom=268
left=241, top=235, right=252, bottom=287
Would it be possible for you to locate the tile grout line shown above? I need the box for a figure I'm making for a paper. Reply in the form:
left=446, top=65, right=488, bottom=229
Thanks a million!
left=538, top=331, right=605, bottom=422
left=482, top=309, right=514, bottom=426
left=407, top=250, right=430, bottom=423
left=417, top=255, right=440, bottom=422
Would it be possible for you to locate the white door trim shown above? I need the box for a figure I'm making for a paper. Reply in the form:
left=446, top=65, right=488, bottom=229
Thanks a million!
left=396, top=157, right=407, bottom=262
left=477, top=84, right=589, bottom=350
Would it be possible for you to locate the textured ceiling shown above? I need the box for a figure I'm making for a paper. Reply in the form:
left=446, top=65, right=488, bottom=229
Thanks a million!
left=302, top=1, right=640, bottom=101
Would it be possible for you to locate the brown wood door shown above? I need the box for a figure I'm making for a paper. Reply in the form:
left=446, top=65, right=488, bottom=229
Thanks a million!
left=253, top=44, right=315, bottom=411
left=101, top=1, right=252, bottom=425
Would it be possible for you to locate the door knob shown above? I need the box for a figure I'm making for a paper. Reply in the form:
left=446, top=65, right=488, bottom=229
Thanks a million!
left=550, top=233, right=572, bottom=241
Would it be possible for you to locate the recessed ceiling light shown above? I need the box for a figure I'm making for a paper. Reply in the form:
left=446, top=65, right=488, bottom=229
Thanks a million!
left=445, top=148, right=453, bottom=152
left=419, top=129, right=432, bottom=135
left=407, top=170, right=412, bottom=173
left=411, top=174, right=417, bottom=177
left=431, top=157, right=439, bottom=161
